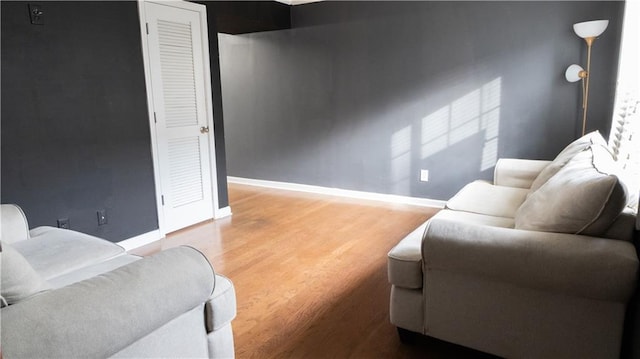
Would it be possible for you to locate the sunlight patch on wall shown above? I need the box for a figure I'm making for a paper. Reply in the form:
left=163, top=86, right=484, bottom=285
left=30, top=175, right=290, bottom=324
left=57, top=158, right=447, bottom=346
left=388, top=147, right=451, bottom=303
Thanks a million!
left=421, top=77, right=502, bottom=171
left=421, top=106, right=449, bottom=158
left=391, top=125, right=412, bottom=193
left=450, top=89, right=481, bottom=145
left=480, top=78, right=501, bottom=170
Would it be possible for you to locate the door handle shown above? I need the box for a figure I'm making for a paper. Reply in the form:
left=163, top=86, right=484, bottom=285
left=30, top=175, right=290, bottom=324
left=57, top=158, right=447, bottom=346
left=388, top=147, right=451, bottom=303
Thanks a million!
left=200, top=126, right=210, bottom=134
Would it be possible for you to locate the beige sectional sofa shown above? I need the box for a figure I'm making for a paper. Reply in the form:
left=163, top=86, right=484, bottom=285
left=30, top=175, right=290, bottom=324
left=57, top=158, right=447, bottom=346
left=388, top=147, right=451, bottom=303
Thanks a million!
left=388, top=131, right=639, bottom=358
left=0, top=204, right=236, bottom=358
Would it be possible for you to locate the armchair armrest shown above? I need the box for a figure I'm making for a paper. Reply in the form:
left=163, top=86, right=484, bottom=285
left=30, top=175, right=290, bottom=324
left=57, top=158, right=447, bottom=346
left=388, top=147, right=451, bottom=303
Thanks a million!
left=0, top=204, right=30, bottom=243
left=1, top=246, right=215, bottom=358
left=422, top=219, right=638, bottom=302
left=205, top=274, right=237, bottom=333
left=493, top=158, right=551, bottom=189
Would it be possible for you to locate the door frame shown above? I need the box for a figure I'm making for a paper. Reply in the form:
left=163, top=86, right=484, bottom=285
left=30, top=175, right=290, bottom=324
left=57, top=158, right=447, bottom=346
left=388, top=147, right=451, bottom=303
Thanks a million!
left=138, top=0, right=224, bottom=237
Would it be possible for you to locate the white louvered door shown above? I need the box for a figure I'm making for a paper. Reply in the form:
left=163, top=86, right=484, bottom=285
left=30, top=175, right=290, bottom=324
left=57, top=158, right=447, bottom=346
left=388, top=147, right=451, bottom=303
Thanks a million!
left=144, top=2, right=214, bottom=233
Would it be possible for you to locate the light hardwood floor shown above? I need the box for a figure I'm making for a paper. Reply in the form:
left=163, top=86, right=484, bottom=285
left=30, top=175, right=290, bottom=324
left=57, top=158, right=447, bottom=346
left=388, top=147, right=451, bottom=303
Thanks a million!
left=132, top=183, right=495, bottom=359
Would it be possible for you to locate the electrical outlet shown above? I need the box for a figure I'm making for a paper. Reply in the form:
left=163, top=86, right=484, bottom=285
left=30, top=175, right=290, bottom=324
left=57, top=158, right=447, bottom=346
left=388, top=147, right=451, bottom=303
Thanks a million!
left=420, top=169, right=430, bottom=182
left=28, top=4, right=44, bottom=25
left=97, top=209, right=107, bottom=226
left=57, top=218, right=70, bottom=229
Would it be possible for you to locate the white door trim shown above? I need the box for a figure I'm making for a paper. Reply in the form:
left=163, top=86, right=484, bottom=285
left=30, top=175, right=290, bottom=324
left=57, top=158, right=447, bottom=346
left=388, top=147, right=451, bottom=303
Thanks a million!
left=138, top=0, right=223, bottom=237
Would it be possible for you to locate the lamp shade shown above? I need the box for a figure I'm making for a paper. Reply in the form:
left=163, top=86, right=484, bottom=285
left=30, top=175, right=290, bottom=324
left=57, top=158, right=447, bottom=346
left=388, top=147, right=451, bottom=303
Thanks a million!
left=565, top=64, right=585, bottom=82
left=573, top=20, right=609, bottom=38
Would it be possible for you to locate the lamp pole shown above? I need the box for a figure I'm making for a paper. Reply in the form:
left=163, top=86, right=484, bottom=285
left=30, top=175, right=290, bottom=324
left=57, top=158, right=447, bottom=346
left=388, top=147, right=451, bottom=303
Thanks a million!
left=582, top=36, right=596, bottom=136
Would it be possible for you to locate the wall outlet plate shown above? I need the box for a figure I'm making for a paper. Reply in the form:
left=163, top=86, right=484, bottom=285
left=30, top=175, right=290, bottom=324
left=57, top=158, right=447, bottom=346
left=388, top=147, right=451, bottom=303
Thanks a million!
left=28, top=4, right=44, bottom=25
left=420, top=169, right=429, bottom=182
left=57, top=218, right=70, bottom=229
left=97, top=209, right=107, bottom=226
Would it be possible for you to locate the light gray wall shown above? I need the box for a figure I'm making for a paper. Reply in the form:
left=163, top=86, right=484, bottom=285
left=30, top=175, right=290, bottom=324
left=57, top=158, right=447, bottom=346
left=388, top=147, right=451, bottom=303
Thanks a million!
left=219, top=1, right=623, bottom=200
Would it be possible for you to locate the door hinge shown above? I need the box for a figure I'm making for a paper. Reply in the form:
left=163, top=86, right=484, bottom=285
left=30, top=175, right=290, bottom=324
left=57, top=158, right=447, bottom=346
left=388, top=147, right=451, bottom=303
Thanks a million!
left=153, top=112, right=157, bottom=123
left=146, top=22, right=149, bottom=35
left=161, top=195, right=165, bottom=206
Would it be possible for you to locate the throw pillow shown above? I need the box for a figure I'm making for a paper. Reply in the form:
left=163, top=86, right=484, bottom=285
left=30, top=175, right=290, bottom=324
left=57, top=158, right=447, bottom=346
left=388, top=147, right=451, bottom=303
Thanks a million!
left=528, top=130, right=608, bottom=193
left=1, top=241, right=51, bottom=305
left=515, top=144, right=628, bottom=236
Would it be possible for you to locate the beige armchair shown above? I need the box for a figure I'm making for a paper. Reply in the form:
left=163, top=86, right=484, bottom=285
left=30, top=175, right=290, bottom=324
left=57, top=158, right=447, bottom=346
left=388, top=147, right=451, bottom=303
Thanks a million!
left=388, top=132, right=639, bottom=358
left=1, top=204, right=237, bottom=358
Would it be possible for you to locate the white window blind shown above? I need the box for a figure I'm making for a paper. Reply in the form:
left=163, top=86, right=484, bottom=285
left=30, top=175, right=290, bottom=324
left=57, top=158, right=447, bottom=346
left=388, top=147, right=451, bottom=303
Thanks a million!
left=608, top=1, right=639, bottom=210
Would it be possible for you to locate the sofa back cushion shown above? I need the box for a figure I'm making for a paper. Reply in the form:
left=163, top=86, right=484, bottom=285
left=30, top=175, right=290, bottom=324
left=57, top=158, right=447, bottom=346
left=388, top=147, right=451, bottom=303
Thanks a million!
left=515, top=145, right=628, bottom=236
left=528, top=131, right=607, bottom=193
left=1, top=241, right=51, bottom=306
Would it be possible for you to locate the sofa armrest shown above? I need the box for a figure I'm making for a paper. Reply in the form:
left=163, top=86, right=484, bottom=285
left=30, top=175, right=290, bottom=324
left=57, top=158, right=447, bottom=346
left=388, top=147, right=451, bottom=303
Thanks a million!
left=1, top=246, right=215, bottom=358
left=205, top=274, right=237, bottom=332
left=0, top=204, right=30, bottom=243
left=493, top=158, right=551, bottom=189
left=422, top=219, right=638, bottom=302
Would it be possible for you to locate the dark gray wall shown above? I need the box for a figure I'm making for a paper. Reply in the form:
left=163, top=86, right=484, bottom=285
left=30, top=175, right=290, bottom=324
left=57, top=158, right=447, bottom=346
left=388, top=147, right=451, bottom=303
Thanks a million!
left=1, top=1, right=232, bottom=241
left=219, top=1, right=623, bottom=200
left=1, top=1, right=158, bottom=241
left=205, top=1, right=291, bottom=35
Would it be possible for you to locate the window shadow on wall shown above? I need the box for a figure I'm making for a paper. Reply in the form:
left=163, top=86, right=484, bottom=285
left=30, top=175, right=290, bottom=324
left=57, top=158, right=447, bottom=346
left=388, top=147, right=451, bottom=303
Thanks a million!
left=391, top=78, right=501, bottom=195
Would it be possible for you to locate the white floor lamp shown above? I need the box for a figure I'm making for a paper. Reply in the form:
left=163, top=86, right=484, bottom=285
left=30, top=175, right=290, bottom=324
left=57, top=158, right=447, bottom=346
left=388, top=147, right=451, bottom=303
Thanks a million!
left=565, top=19, right=609, bottom=136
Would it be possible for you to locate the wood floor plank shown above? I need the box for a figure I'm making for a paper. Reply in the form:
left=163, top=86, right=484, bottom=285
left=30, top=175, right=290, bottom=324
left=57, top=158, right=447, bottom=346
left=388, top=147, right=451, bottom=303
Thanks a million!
left=132, top=184, right=496, bottom=358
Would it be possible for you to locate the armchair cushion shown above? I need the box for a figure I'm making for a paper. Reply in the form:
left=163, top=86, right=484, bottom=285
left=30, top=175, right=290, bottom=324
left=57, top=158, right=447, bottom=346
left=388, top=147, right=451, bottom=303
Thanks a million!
left=48, top=254, right=140, bottom=289
left=516, top=145, right=627, bottom=235
left=0, top=241, right=50, bottom=305
left=14, top=226, right=124, bottom=280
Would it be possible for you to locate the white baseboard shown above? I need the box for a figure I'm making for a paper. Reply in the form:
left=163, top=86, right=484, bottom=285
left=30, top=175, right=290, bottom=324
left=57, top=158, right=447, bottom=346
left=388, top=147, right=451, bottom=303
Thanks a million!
left=215, top=206, right=232, bottom=219
left=227, top=177, right=446, bottom=208
left=118, top=229, right=162, bottom=251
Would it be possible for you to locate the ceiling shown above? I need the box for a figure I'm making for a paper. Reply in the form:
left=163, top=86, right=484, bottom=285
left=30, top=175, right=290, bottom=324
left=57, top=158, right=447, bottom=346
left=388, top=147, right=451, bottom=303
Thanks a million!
left=274, top=0, right=323, bottom=5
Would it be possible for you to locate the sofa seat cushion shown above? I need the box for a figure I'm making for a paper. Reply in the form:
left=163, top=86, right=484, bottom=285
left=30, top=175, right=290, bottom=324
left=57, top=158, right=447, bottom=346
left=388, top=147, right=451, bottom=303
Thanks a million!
left=14, top=226, right=124, bottom=280
left=445, top=181, right=529, bottom=218
left=516, top=145, right=628, bottom=236
left=387, top=210, right=515, bottom=289
left=433, top=209, right=516, bottom=228
left=48, top=254, right=141, bottom=288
